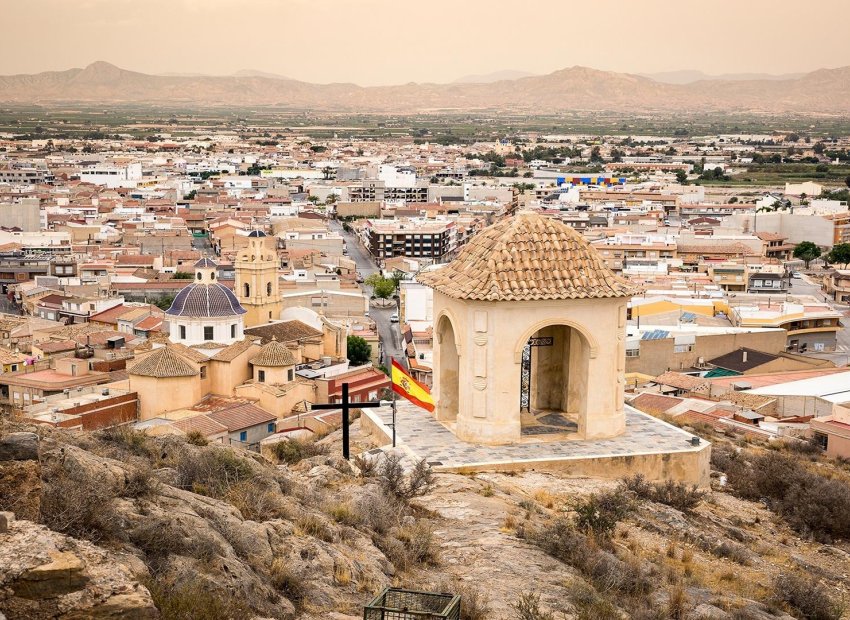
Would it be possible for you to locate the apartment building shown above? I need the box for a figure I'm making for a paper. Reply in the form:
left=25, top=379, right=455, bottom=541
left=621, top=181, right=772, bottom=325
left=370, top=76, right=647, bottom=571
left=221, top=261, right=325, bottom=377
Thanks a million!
left=361, top=219, right=457, bottom=262
left=729, top=300, right=842, bottom=352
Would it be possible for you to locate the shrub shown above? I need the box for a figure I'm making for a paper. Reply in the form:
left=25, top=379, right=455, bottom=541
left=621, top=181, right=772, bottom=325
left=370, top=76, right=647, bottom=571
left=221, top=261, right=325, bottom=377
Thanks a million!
left=621, top=474, right=706, bottom=513
left=122, top=465, right=159, bottom=499
left=270, top=437, right=327, bottom=465
left=185, top=430, right=208, bottom=446
left=566, top=581, right=620, bottom=620
left=174, top=447, right=256, bottom=498
left=130, top=518, right=187, bottom=566
left=99, top=425, right=153, bottom=458
left=573, top=488, right=635, bottom=539
left=711, top=541, right=751, bottom=565
left=511, top=592, right=555, bottom=620
left=378, top=454, right=434, bottom=502
left=712, top=449, right=850, bottom=541
left=269, top=558, right=307, bottom=607
left=772, top=573, right=844, bottom=620
left=294, top=513, right=335, bottom=542
left=325, top=501, right=362, bottom=527
left=437, top=580, right=492, bottom=620
left=39, top=460, right=121, bottom=542
left=395, top=520, right=439, bottom=566
left=145, top=576, right=253, bottom=620
left=224, top=479, right=287, bottom=521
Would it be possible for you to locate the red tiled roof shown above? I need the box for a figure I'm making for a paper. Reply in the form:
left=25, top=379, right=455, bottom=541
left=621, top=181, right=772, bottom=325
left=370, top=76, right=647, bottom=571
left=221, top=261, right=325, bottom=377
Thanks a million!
left=630, top=392, right=683, bottom=413
left=206, top=402, right=276, bottom=432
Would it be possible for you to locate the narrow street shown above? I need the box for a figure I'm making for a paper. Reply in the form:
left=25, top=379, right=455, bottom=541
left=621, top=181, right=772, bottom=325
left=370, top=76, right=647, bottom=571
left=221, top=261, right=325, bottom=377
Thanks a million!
left=331, top=220, right=408, bottom=370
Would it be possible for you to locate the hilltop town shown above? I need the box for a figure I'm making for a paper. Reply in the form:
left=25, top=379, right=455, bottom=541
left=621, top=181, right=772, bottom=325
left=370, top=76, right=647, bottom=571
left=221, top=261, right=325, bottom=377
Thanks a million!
left=1, top=104, right=850, bottom=620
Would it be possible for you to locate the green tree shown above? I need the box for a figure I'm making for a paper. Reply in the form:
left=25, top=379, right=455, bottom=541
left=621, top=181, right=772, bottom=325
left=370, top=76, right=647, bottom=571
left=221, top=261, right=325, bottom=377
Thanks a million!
left=845, top=175, right=850, bottom=189
left=172, top=271, right=194, bottom=280
left=827, top=243, right=850, bottom=268
left=793, top=241, right=822, bottom=268
left=372, top=278, right=395, bottom=299
left=153, top=294, right=175, bottom=310
left=346, top=336, right=372, bottom=366
left=675, top=170, right=688, bottom=185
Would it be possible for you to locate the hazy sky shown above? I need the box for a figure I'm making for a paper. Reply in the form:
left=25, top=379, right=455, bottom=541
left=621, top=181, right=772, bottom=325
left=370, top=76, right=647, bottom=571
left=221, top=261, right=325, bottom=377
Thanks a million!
left=3, top=0, right=849, bottom=85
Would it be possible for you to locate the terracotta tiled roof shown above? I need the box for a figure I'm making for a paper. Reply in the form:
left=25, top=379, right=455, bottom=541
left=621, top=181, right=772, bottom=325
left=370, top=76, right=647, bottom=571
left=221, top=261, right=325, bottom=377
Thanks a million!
left=417, top=212, right=638, bottom=301
left=210, top=338, right=260, bottom=362
left=245, top=320, right=322, bottom=344
left=171, top=414, right=228, bottom=437
left=206, top=402, right=276, bottom=431
left=249, top=338, right=297, bottom=367
left=653, top=371, right=709, bottom=391
left=170, top=342, right=212, bottom=363
left=630, top=392, right=683, bottom=413
left=128, top=346, right=198, bottom=378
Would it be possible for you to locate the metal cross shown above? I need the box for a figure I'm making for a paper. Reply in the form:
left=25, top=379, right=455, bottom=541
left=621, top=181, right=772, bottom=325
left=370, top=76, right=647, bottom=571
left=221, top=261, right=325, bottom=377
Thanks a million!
left=310, top=382, right=381, bottom=460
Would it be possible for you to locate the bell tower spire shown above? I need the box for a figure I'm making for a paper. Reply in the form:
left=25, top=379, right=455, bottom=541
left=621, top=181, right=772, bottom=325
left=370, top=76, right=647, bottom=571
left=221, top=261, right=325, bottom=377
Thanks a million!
left=234, top=229, right=282, bottom=327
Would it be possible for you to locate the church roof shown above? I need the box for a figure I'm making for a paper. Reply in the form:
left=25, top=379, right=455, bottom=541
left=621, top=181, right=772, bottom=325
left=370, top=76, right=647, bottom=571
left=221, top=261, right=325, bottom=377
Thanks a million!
left=244, top=320, right=322, bottom=344
left=417, top=211, right=638, bottom=302
left=194, top=257, right=218, bottom=269
left=165, top=282, right=246, bottom=318
left=247, top=230, right=267, bottom=237
left=249, top=338, right=297, bottom=367
left=128, top=346, right=199, bottom=378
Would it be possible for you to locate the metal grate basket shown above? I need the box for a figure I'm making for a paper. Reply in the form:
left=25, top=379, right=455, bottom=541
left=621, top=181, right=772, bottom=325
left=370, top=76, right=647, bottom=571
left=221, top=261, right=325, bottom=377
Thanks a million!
left=364, top=587, right=461, bottom=620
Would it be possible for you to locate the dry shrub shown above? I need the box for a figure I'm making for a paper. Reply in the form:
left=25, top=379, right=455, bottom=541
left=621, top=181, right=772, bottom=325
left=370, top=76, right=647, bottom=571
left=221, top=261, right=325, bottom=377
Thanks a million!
left=294, top=512, right=335, bottom=542
left=712, top=446, right=850, bottom=542
left=511, top=591, right=555, bottom=620
left=184, top=430, right=208, bottom=446
left=270, top=437, right=327, bottom=465
left=378, top=454, right=434, bottom=502
left=531, top=518, right=652, bottom=598
left=711, top=541, right=751, bottom=565
left=436, top=580, right=492, bottom=620
left=354, top=490, right=403, bottom=534
left=174, top=446, right=256, bottom=499
left=224, top=478, right=287, bottom=521
left=621, top=474, right=706, bottom=514
left=573, top=488, right=636, bottom=539
left=270, top=558, right=307, bottom=607
left=667, top=584, right=690, bottom=620
left=772, top=573, right=844, bottom=620
left=352, top=452, right=378, bottom=477
left=396, top=520, right=439, bottom=566
left=122, top=464, right=159, bottom=499
left=566, top=581, right=620, bottom=620
left=145, top=576, right=253, bottom=620
left=130, top=518, right=186, bottom=568
left=325, top=500, right=362, bottom=527
left=98, top=425, right=154, bottom=459
left=39, top=459, right=121, bottom=542
left=333, top=561, right=352, bottom=585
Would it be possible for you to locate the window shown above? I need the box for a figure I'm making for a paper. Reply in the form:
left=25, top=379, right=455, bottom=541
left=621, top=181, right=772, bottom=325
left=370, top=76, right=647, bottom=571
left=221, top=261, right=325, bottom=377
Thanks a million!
left=196, top=272, right=202, bottom=280
left=267, top=422, right=275, bottom=433
left=200, top=365, right=207, bottom=378
left=626, top=348, right=640, bottom=358
left=239, top=431, right=247, bottom=442
left=267, top=282, right=272, bottom=296
left=231, top=324, right=236, bottom=338
left=244, top=283, right=250, bottom=297
left=204, top=326, right=214, bottom=340
left=179, top=325, right=186, bottom=340
left=287, top=368, right=294, bottom=382
left=674, top=344, right=694, bottom=353
left=258, top=369, right=266, bottom=383
left=813, top=432, right=828, bottom=451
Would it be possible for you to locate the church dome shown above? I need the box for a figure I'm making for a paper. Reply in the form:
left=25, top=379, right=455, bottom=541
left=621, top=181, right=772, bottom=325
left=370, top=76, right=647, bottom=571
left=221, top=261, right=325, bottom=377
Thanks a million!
left=417, top=211, right=639, bottom=302
left=166, top=283, right=247, bottom=318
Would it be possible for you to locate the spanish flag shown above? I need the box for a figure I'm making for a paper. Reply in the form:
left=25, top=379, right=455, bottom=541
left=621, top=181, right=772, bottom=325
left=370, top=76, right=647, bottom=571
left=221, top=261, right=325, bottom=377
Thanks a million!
left=391, top=358, right=435, bottom=412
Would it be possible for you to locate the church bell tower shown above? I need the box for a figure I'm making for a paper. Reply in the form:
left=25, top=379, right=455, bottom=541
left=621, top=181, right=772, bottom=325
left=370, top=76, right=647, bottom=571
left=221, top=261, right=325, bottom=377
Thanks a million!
left=235, top=230, right=282, bottom=327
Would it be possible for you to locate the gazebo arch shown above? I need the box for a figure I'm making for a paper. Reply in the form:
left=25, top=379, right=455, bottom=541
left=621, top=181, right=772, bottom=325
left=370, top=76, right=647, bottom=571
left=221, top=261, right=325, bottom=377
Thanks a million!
left=435, top=313, right=461, bottom=423
left=512, top=317, right=599, bottom=363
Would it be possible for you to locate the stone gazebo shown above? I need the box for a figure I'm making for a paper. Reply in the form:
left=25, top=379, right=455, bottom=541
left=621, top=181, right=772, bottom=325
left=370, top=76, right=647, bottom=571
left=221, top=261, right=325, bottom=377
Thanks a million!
left=418, top=211, right=639, bottom=445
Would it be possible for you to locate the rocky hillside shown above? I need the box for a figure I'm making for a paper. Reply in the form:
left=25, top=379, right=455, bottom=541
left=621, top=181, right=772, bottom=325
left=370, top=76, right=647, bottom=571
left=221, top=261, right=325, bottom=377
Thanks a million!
left=1, top=418, right=849, bottom=619
left=1, top=61, right=850, bottom=113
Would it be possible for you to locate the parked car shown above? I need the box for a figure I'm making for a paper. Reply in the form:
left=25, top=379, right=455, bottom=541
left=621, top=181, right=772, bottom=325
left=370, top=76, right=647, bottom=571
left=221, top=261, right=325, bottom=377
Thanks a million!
left=390, top=312, right=399, bottom=323
left=792, top=272, right=803, bottom=279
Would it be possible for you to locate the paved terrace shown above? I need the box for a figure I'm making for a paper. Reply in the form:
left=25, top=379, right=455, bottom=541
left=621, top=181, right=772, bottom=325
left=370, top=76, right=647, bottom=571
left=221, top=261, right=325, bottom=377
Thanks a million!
left=366, top=402, right=706, bottom=471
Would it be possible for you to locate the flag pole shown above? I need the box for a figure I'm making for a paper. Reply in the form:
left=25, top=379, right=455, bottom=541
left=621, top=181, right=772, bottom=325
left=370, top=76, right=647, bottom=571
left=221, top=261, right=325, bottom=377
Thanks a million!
left=390, top=357, right=397, bottom=448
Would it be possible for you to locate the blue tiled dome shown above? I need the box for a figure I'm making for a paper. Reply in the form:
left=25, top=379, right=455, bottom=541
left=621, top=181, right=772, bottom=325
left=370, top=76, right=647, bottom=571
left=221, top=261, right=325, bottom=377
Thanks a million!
left=166, top=283, right=247, bottom=317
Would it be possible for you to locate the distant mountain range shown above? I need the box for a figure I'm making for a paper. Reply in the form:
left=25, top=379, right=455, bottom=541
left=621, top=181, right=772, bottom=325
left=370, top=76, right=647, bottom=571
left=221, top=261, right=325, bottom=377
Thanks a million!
left=452, top=70, right=536, bottom=84
left=640, top=70, right=807, bottom=84
left=1, top=61, right=848, bottom=114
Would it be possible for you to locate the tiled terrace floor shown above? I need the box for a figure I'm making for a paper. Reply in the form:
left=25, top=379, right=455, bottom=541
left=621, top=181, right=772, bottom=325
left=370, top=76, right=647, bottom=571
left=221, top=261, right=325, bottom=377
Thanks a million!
left=370, top=402, right=705, bottom=469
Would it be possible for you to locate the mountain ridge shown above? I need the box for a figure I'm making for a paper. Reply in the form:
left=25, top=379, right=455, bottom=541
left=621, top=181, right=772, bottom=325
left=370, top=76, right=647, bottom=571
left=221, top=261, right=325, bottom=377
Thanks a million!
left=1, top=61, right=848, bottom=113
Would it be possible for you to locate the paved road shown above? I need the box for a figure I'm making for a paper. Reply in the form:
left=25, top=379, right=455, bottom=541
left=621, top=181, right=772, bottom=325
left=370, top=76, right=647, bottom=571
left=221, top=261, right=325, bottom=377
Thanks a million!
left=331, top=221, right=407, bottom=370
left=789, top=274, right=850, bottom=365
